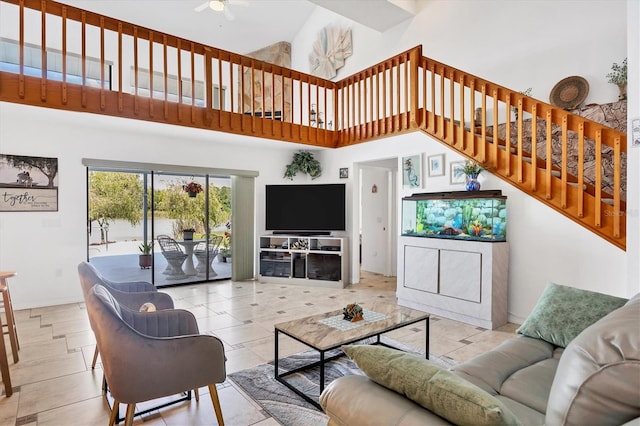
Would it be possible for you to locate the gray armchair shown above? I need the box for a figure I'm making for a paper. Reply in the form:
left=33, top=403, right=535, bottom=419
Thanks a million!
left=77, top=261, right=174, bottom=368
left=85, top=283, right=226, bottom=426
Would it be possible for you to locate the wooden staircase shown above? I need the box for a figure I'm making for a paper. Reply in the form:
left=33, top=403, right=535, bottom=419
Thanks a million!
left=0, top=0, right=627, bottom=250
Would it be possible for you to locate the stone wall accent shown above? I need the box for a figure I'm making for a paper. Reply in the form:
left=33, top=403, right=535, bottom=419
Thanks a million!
left=493, top=101, right=626, bottom=200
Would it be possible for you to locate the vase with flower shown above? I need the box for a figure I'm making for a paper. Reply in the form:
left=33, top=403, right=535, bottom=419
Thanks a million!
left=463, top=160, right=484, bottom=191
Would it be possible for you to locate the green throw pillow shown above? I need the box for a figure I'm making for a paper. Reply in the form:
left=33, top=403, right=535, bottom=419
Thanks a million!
left=516, top=282, right=627, bottom=348
left=342, top=345, right=521, bottom=426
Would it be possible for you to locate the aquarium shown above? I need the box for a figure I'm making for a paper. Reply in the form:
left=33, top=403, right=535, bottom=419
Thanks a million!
left=402, top=190, right=507, bottom=242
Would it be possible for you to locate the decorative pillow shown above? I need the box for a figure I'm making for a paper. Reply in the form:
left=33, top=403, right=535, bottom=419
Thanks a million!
left=516, top=282, right=627, bottom=348
left=342, top=345, right=521, bottom=426
left=139, top=302, right=156, bottom=312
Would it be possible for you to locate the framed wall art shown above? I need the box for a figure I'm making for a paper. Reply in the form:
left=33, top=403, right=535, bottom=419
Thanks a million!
left=450, top=161, right=466, bottom=184
left=402, top=154, right=422, bottom=188
left=428, top=154, right=445, bottom=177
left=339, top=167, right=349, bottom=179
left=0, top=154, right=59, bottom=211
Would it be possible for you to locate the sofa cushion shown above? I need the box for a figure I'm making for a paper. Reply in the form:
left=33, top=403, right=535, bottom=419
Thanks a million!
left=545, top=294, right=640, bottom=426
left=516, top=282, right=627, bottom=348
left=342, top=344, right=522, bottom=426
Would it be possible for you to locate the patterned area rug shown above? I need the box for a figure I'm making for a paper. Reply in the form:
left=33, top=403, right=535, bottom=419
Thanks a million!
left=228, top=338, right=457, bottom=426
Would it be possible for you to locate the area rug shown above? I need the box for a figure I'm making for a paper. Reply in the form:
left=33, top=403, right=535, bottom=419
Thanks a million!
left=228, top=337, right=457, bottom=426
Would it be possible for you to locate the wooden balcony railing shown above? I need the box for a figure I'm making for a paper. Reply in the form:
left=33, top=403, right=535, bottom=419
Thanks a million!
left=0, top=0, right=627, bottom=250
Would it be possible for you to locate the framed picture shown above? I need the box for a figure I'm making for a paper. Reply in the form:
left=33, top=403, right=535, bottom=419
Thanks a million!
left=450, top=161, right=466, bottom=184
left=402, top=154, right=422, bottom=188
left=0, top=154, right=59, bottom=211
left=428, top=154, right=445, bottom=177
left=339, top=167, right=349, bottom=179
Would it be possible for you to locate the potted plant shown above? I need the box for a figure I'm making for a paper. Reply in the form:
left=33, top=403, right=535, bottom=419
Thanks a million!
left=182, top=181, right=204, bottom=197
left=138, top=242, right=152, bottom=269
left=182, top=228, right=195, bottom=240
left=606, top=58, right=627, bottom=100
left=220, top=230, right=232, bottom=262
left=463, top=160, right=484, bottom=191
left=284, top=150, right=322, bottom=180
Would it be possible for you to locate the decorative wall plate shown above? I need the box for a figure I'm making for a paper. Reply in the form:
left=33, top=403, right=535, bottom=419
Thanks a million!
left=549, top=76, right=589, bottom=110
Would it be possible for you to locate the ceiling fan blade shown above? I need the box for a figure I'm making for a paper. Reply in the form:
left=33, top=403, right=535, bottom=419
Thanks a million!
left=228, top=0, right=248, bottom=6
left=223, top=6, right=235, bottom=21
left=194, top=1, right=210, bottom=12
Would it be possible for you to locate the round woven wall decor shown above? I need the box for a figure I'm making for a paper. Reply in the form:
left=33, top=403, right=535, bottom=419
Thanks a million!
left=549, top=76, right=589, bottom=110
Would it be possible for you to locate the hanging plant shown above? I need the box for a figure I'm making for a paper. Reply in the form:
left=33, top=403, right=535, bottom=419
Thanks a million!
left=284, top=151, right=322, bottom=180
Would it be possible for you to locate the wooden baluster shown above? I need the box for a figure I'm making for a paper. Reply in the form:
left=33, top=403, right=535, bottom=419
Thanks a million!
left=577, top=122, right=584, bottom=217
left=613, top=136, right=621, bottom=238
left=316, top=81, right=320, bottom=140
left=229, top=60, right=234, bottom=130
left=448, top=71, right=454, bottom=145
left=560, top=115, right=568, bottom=208
left=438, top=67, right=444, bottom=139
left=469, top=80, right=476, bottom=153
left=352, top=78, right=356, bottom=139
left=395, top=59, right=400, bottom=132
left=368, top=71, right=373, bottom=138
left=190, top=43, right=195, bottom=124
left=404, top=54, right=410, bottom=129
left=239, top=63, right=245, bottom=131
left=163, top=35, right=168, bottom=120
left=492, top=89, right=498, bottom=169
left=250, top=62, right=255, bottom=133
left=380, top=66, right=385, bottom=135
left=299, top=79, right=303, bottom=139
left=545, top=110, right=553, bottom=200
left=81, top=11, right=86, bottom=106
left=530, top=104, right=538, bottom=191
left=422, top=64, right=427, bottom=129
left=429, top=63, right=436, bottom=133
left=40, top=0, right=47, bottom=101
left=18, top=0, right=24, bottom=98
left=204, top=48, right=213, bottom=127
left=176, top=39, right=182, bottom=122
left=458, top=75, right=465, bottom=150
left=594, top=130, right=602, bottom=227
left=218, top=54, right=223, bottom=127
left=61, top=6, right=67, bottom=104
left=100, top=17, right=105, bottom=110
left=118, top=23, right=123, bottom=113
left=148, top=31, right=153, bottom=117
left=271, top=69, right=275, bottom=136
left=133, top=27, right=139, bottom=115
left=504, top=94, right=512, bottom=177
left=517, top=98, right=523, bottom=183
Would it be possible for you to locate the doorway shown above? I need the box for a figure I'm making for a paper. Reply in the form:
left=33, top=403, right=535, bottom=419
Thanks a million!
left=354, top=158, right=398, bottom=283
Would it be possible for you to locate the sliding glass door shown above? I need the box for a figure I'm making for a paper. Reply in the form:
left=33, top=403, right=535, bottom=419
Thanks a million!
left=87, top=168, right=231, bottom=286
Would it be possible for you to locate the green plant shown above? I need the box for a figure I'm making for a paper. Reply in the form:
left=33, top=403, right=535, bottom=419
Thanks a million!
left=463, top=160, right=483, bottom=176
left=606, top=58, right=627, bottom=86
left=284, top=151, right=322, bottom=180
left=138, top=242, right=152, bottom=255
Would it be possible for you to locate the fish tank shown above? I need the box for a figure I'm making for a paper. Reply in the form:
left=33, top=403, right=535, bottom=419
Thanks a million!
left=402, top=190, right=507, bottom=242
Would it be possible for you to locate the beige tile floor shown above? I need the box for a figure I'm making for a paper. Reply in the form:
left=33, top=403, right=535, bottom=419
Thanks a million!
left=0, top=272, right=519, bottom=426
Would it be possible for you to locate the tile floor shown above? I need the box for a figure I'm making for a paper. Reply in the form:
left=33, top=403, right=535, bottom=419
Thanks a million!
left=0, top=272, right=519, bottom=426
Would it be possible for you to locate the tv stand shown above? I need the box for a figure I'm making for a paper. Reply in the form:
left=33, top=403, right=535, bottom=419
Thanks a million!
left=259, top=235, right=348, bottom=288
left=272, top=231, right=331, bottom=236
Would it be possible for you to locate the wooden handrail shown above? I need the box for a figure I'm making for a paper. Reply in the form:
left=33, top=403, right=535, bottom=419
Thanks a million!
left=0, top=0, right=626, bottom=249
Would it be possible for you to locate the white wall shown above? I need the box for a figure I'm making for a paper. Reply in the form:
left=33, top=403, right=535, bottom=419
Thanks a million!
left=0, top=102, right=302, bottom=309
left=290, top=0, right=634, bottom=322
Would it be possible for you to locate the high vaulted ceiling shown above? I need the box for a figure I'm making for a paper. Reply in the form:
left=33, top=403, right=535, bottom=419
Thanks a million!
left=57, top=0, right=421, bottom=56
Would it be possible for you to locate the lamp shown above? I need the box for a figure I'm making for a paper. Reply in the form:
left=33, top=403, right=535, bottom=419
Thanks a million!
left=209, top=0, right=225, bottom=11
left=310, top=103, right=317, bottom=124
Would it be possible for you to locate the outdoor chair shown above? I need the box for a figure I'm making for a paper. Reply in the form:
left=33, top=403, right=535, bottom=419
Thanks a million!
left=194, top=235, right=224, bottom=276
left=77, top=261, right=174, bottom=369
left=157, top=234, right=189, bottom=279
left=85, top=284, right=226, bottom=426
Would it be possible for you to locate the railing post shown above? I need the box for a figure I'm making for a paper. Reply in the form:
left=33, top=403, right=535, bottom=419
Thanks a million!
left=409, top=47, right=420, bottom=128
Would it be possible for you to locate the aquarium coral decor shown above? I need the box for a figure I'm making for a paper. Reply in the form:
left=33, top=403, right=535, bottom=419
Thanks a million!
left=402, top=190, right=507, bottom=242
left=343, top=303, right=364, bottom=322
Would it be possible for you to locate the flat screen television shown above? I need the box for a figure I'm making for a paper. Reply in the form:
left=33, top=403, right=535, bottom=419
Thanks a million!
left=265, top=184, right=346, bottom=234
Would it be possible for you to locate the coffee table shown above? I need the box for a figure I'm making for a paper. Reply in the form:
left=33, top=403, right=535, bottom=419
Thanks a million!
left=274, top=301, right=429, bottom=408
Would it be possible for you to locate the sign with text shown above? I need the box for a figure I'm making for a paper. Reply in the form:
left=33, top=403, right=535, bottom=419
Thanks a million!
left=0, top=154, right=59, bottom=212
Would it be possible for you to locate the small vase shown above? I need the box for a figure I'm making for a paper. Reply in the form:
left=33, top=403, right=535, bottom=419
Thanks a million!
left=465, top=174, right=481, bottom=191
left=188, top=191, right=197, bottom=198
left=618, top=84, right=627, bottom=101
left=183, top=231, right=194, bottom=240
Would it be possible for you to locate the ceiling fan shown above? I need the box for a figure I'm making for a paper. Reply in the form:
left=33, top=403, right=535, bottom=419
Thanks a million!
left=194, top=0, right=248, bottom=21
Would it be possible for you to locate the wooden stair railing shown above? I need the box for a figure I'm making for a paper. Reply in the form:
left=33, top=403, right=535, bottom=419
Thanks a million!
left=0, top=1, right=626, bottom=250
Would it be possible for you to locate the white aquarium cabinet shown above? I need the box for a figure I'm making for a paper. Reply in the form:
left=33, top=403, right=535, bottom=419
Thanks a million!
left=258, top=235, right=348, bottom=288
left=397, top=236, right=509, bottom=329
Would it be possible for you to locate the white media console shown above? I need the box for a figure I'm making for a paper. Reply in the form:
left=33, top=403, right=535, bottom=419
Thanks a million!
left=258, top=235, right=348, bottom=288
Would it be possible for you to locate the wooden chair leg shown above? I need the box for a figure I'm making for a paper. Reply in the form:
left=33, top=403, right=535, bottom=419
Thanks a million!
left=208, top=384, right=224, bottom=426
left=194, top=387, right=200, bottom=402
left=108, top=400, right=119, bottom=426
left=124, top=404, right=136, bottom=426
left=91, top=346, right=99, bottom=369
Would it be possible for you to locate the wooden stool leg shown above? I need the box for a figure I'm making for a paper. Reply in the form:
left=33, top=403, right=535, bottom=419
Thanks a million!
left=124, top=404, right=136, bottom=426
left=91, top=346, right=99, bottom=369
left=108, top=400, right=119, bottom=426
left=0, top=313, right=12, bottom=397
left=1, top=287, right=19, bottom=363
